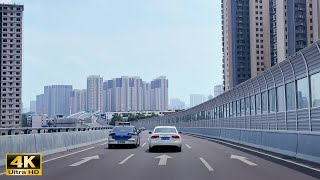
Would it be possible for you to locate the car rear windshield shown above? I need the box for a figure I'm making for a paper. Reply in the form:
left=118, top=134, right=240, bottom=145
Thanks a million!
left=154, top=127, right=177, bottom=133
left=112, top=126, right=134, bottom=132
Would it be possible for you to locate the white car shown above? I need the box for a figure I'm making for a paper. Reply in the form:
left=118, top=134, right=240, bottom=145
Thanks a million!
left=148, top=126, right=182, bottom=152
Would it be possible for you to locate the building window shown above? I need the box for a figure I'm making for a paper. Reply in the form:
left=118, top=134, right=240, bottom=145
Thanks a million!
left=286, top=82, right=296, bottom=110
left=311, top=73, right=320, bottom=107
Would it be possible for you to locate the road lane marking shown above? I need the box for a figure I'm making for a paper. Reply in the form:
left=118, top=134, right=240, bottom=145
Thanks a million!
left=185, top=144, right=191, bottom=148
left=0, top=142, right=108, bottom=176
left=199, top=158, right=214, bottom=172
left=100, top=142, right=108, bottom=146
left=142, top=143, right=146, bottom=147
left=230, top=155, right=257, bottom=166
left=155, top=154, right=172, bottom=166
left=191, top=135, right=320, bottom=173
left=43, top=147, right=96, bottom=163
left=119, top=154, right=135, bottom=164
left=70, top=155, right=100, bottom=167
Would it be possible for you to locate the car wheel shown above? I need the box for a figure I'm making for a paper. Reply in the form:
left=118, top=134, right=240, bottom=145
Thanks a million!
left=177, top=147, right=182, bottom=152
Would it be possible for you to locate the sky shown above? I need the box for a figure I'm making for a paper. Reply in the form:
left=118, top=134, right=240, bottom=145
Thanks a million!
left=5, top=0, right=223, bottom=107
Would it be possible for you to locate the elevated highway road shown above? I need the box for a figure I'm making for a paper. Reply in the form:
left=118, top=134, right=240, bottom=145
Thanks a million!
left=0, top=132, right=319, bottom=180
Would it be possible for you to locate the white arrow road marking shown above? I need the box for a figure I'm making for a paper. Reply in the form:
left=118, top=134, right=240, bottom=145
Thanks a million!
left=70, top=155, right=99, bottom=167
left=199, top=158, right=214, bottom=172
left=185, top=144, right=191, bottom=148
left=119, top=154, right=135, bottom=164
left=142, top=143, right=146, bottom=147
left=230, top=155, right=257, bottom=166
left=155, top=154, right=172, bottom=166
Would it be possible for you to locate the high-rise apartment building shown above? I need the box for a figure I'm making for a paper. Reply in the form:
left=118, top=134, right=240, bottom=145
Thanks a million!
left=36, top=94, right=45, bottom=114
left=104, top=76, right=168, bottom=112
left=271, top=0, right=320, bottom=63
left=87, top=75, right=103, bottom=112
left=69, top=89, right=81, bottom=115
left=222, top=0, right=320, bottom=90
left=0, top=4, right=24, bottom=128
left=150, top=76, right=168, bottom=111
left=80, top=89, right=87, bottom=111
left=43, top=85, right=73, bottom=118
left=104, top=76, right=145, bottom=112
left=222, top=0, right=251, bottom=91
left=249, top=0, right=271, bottom=76
left=29, top=100, right=36, bottom=112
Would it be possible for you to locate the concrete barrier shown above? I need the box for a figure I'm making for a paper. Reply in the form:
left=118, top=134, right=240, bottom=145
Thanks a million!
left=179, top=127, right=320, bottom=164
left=34, top=133, right=68, bottom=156
left=296, top=134, right=320, bottom=164
left=261, top=131, right=298, bottom=157
left=0, top=129, right=110, bottom=166
left=0, top=134, right=37, bottom=166
left=239, top=130, right=262, bottom=149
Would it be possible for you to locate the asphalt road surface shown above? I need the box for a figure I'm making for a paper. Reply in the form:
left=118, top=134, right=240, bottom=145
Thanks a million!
left=0, top=132, right=319, bottom=180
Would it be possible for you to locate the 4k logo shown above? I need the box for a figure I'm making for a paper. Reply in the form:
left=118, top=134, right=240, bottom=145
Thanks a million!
left=6, top=153, right=42, bottom=176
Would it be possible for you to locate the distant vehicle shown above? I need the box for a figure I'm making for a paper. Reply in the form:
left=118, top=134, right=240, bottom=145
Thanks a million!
left=148, top=126, right=182, bottom=152
left=108, top=126, right=140, bottom=149
left=139, top=127, right=146, bottom=131
left=115, top=121, right=131, bottom=126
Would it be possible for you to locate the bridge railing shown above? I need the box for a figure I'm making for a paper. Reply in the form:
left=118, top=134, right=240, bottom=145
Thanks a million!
left=0, top=126, right=113, bottom=136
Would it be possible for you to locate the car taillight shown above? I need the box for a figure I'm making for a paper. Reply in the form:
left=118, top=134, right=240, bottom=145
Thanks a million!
left=109, top=133, right=115, bottom=136
left=172, top=135, right=180, bottom=139
left=151, top=135, right=159, bottom=139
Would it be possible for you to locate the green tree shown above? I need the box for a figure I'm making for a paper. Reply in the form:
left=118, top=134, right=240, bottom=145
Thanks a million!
left=110, top=114, right=122, bottom=125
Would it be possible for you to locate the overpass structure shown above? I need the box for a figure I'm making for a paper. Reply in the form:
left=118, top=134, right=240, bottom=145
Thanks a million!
left=133, top=41, right=320, bottom=164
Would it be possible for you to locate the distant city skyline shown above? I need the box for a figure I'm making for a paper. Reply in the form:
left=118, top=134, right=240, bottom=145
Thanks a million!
left=33, top=75, right=169, bottom=117
left=18, top=0, right=221, bottom=107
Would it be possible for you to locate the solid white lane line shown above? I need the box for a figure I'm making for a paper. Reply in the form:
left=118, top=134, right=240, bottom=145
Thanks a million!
left=142, top=143, right=146, bottom=147
left=100, top=142, right=108, bottom=146
left=119, top=154, right=135, bottom=165
left=43, top=147, right=95, bottom=163
left=0, top=172, right=5, bottom=176
left=197, top=136, right=320, bottom=173
left=185, top=144, right=192, bottom=148
left=199, top=158, right=214, bottom=172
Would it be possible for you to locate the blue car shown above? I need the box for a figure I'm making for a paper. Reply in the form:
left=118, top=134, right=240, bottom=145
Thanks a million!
left=108, top=126, right=141, bottom=149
